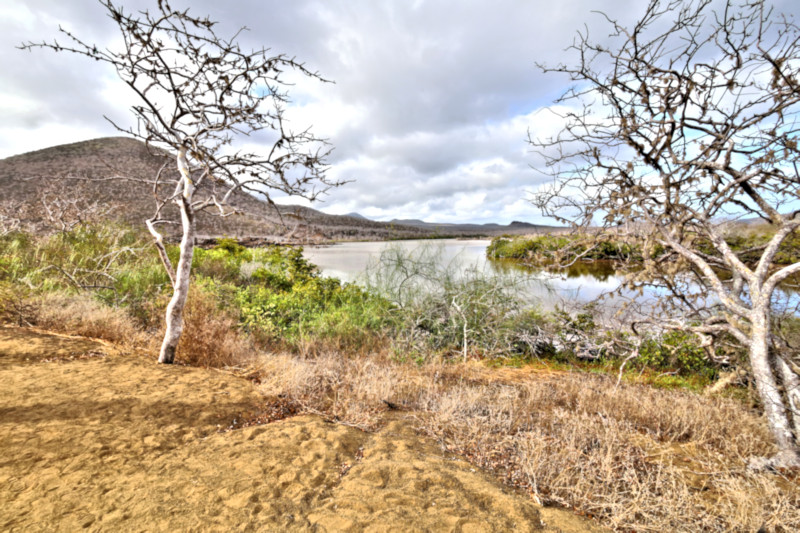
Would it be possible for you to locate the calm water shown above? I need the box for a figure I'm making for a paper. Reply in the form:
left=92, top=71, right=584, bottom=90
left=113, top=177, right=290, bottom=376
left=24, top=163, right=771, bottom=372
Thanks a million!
left=304, top=239, right=798, bottom=314
left=303, top=239, right=640, bottom=310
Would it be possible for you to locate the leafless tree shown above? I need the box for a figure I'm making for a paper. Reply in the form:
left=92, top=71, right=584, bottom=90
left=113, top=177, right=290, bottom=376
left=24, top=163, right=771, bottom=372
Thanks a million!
left=38, top=180, right=117, bottom=233
left=0, top=201, right=21, bottom=236
left=1, top=179, right=115, bottom=235
left=532, top=0, right=800, bottom=468
left=21, top=0, right=337, bottom=364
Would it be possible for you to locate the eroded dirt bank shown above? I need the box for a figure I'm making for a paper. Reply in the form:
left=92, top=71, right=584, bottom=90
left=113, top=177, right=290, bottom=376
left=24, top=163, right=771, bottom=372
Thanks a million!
left=0, top=326, right=599, bottom=532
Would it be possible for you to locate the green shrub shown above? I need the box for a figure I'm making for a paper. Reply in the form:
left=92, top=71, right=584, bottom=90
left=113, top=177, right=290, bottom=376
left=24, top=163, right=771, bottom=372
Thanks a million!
left=192, top=240, right=253, bottom=283
left=638, top=330, right=715, bottom=376
left=487, top=234, right=644, bottom=264
left=365, top=244, right=539, bottom=360
left=228, top=245, right=391, bottom=352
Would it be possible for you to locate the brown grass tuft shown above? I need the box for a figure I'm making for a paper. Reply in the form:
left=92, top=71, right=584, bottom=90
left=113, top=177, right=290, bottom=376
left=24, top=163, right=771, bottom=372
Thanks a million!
left=26, top=292, right=147, bottom=348
left=0, top=288, right=257, bottom=370
left=416, top=371, right=798, bottom=532
left=257, top=351, right=408, bottom=430
left=174, top=289, right=255, bottom=369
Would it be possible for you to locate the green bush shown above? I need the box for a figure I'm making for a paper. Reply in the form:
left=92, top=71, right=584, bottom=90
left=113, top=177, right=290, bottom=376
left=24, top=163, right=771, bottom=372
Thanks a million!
left=0, top=223, right=167, bottom=304
left=231, top=245, right=391, bottom=351
left=192, top=239, right=253, bottom=283
left=638, top=330, right=715, bottom=376
left=487, top=234, right=644, bottom=263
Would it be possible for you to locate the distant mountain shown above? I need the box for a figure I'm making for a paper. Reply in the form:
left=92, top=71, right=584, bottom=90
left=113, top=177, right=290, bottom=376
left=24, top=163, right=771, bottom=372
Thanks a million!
left=388, top=218, right=430, bottom=227
left=0, top=137, right=562, bottom=242
left=387, top=218, right=559, bottom=235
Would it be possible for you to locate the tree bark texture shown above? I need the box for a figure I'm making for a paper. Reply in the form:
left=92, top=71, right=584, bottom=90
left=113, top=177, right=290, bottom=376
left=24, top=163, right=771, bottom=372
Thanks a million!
left=158, top=147, right=196, bottom=365
left=748, top=309, right=800, bottom=466
left=157, top=195, right=194, bottom=364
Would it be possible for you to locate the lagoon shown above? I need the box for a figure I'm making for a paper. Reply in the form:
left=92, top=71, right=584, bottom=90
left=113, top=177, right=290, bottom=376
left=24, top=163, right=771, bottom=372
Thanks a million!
left=303, top=239, right=642, bottom=312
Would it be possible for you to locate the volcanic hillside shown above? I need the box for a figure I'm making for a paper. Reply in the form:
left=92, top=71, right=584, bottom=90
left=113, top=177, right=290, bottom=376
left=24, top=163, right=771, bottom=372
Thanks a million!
left=0, top=137, right=558, bottom=241
left=0, top=137, right=435, bottom=242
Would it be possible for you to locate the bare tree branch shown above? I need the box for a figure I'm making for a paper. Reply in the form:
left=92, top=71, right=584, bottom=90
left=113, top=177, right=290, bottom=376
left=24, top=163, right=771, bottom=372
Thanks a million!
left=531, top=0, right=800, bottom=468
left=20, top=0, right=339, bottom=364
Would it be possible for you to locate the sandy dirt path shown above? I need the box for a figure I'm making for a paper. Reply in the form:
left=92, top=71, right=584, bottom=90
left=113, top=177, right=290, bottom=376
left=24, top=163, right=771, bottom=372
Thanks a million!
left=0, top=326, right=600, bottom=532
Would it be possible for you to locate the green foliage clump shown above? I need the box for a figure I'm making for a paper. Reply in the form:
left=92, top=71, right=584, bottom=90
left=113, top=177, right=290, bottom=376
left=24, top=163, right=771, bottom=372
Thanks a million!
left=487, top=234, right=644, bottom=264
left=487, top=235, right=570, bottom=260
left=0, top=224, right=168, bottom=305
left=709, top=227, right=800, bottom=265
left=192, top=239, right=254, bottom=282
left=637, top=330, right=715, bottom=377
left=230, top=246, right=391, bottom=351
left=0, top=224, right=173, bottom=329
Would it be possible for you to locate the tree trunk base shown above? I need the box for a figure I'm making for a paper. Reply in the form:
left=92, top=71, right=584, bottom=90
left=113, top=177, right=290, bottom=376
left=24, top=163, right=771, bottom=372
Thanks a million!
left=747, top=450, right=800, bottom=471
left=158, top=346, right=176, bottom=365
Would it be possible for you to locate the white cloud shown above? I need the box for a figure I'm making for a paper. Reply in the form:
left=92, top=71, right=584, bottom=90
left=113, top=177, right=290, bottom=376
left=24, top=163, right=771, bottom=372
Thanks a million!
left=3, top=0, right=797, bottom=225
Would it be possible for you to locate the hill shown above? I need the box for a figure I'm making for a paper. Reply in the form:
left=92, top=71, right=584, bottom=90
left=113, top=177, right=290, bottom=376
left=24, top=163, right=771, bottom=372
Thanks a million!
left=0, top=137, right=560, bottom=242
left=0, top=138, right=435, bottom=242
left=387, top=218, right=558, bottom=235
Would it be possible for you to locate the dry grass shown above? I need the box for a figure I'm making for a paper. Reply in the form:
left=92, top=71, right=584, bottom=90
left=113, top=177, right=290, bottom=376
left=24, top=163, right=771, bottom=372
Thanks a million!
left=250, top=351, right=800, bottom=532
left=1, top=289, right=256, bottom=370
left=25, top=292, right=148, bottom=348
left=416, top=373, right=799, bottom=531
left=257, top=351, right=410, bottom=430
left=174, top=289, right=255, bottom=369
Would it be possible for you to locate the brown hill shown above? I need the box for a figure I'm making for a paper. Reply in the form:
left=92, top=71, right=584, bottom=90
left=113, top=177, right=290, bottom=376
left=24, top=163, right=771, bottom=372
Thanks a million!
left=0, top=137, right=559, bottom=242
left=387, top=218, right=560, bottom=235
left=0, top=137, right=435, bottom=242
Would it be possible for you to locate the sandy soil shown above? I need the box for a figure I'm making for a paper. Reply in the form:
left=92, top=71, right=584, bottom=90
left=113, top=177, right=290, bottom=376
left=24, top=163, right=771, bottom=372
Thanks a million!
left=0, top=325, right=602, bottom=532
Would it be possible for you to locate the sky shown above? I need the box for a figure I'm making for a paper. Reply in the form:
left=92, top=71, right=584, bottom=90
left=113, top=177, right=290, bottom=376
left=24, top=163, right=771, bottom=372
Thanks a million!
left=2, top=0, right=798, bottom=225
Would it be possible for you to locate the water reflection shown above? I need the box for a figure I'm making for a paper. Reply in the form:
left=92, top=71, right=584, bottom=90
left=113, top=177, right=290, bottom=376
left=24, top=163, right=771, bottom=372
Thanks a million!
left=303, top=239, right=627, bottom=310
left=302, top=239, right=799, bottom=314
left=489, top=258, right=619, bottom=283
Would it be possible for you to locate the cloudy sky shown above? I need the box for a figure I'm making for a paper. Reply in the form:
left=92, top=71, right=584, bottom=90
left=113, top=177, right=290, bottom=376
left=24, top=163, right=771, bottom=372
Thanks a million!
left=2, top=1, right=798, bottom=224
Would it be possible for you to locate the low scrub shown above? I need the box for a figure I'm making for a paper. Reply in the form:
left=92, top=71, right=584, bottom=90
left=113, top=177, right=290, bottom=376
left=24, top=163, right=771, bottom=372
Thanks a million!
left=226, top=245, right=393, bottom=355
left=487, top=233, right=644, bottom=262
left=365, top=243, right=541, bottom=361
left=490, top=226, right=800, bottom=267
left=251, top=348, right=798, bottom=532
left=257, top=351, right=406, bottom=430
left=175, top=285, right=256, bottom=368
left=23, top=292, right=147, bottom=348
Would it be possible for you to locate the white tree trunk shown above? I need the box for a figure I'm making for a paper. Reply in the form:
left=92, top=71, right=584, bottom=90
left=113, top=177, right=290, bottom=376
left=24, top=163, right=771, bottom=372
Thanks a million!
left=748, top=309, right=800, bottom=467
left=158, top=196, right=195, bottom=364
left=777, top=356, right=800, bottom=442
left=158, top=146, right=196, bottom=365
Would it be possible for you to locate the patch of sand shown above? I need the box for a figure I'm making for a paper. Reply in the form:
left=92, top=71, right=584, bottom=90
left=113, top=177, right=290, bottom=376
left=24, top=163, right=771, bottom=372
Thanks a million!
left=0, top=326, right=602, bottom=532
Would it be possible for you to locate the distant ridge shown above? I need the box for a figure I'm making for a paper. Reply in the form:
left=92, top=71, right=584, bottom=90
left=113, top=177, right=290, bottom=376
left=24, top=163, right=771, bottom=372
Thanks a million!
left=0, top=137, right=432, bottom=242
left=387, top=218, right=558, bottom=234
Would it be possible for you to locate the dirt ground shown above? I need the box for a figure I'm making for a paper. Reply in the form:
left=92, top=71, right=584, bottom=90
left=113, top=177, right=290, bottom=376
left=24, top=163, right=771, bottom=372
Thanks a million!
left=0, top=325, right=603, bottom=532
